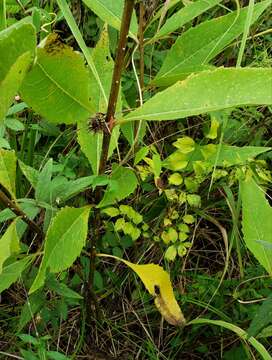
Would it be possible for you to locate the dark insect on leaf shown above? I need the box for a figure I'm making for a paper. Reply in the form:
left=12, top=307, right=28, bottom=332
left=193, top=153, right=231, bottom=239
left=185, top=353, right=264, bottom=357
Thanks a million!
left=154, top=285, right=161, bottom=295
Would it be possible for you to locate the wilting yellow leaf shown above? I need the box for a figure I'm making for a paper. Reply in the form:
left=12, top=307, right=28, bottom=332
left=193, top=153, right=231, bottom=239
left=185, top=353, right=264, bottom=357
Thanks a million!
left=98, top=254, right=185, bottom=326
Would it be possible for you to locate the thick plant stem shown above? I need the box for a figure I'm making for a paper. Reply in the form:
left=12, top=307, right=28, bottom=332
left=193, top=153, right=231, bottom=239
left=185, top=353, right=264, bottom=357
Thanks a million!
left=86, top=0, right=135, bottom=322
left=0, top=189, right=43, bottom=238
left=98, top=0, right=135, bottom=175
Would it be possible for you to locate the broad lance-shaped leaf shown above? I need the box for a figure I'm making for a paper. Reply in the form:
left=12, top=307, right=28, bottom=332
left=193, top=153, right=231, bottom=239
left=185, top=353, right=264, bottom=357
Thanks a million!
left=0, top=256, right=33, bottom=293
left=0, top=219, right=20, bottom=273
left=152, top=0, right=222, bottom=42
left=29, top=206, right=90, bottom=293
left=78, top=29, right=120, bottom=174
left=98, top=254, right=185, bottom=326
left=241, top=176, right=272, bottom=275
left=122, top=68, right=272, bottom=122
left=0, top=20, right=36, bottom=121
left=0, top=149, right=17, bottom=198
left=20, top=34, right=95, bottom=124
left=83, top=0, right=138, bottom=41
left=153, top=0, right=271, bottom=85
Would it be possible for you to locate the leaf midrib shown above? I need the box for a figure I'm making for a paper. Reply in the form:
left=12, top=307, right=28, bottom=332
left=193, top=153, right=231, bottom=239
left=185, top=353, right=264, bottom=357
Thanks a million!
left=37, top=61, right=93, bottom=114
left=42, top=208, right=88, bottom=272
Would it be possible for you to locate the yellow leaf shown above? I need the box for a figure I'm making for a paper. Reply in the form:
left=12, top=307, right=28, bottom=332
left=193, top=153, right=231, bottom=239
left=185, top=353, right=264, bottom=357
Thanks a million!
left=98, top=253, right=185, bottom=326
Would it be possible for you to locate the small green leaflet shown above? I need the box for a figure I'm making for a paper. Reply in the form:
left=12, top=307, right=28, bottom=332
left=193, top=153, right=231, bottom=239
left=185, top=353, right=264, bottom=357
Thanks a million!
left=122, top=68, right=272, bottom=122
left=29, top=206, right=91, bottom=294
left=241, top=177, right=272, bottom=275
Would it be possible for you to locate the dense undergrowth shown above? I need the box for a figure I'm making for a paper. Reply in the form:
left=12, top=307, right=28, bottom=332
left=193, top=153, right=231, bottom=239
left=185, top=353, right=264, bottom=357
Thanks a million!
left=0, top=0, right=272, bottom=359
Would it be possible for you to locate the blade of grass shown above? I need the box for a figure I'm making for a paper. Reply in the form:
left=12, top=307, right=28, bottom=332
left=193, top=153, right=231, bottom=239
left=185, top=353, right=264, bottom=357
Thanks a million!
left=0, top=0, right=6, bottom=31
left=189, top=318, right=272, bottom=360
left=56, top=0, right=107, bottom=105
left=236, top=0, right=255, bottom=66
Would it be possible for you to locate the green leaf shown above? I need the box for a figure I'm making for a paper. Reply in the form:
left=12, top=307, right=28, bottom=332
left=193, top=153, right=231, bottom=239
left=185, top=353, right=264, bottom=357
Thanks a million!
left=0, top=256, right=32, bottom=293
left=5, top=117, right=25, bottom=131
left=82, top=0, right=138, bottom=40
left=20, top=35, right=94, bottom=124
left=0, top=52, right=33, bottom=122
left=241, top=177, right=272, bottom=275
left=98, top=165, right=138, bottom=208
left=29, top=206, right=91, bottom=294
left=0, top=148, right=17, bottom=198
left=53, top=176, right=98, bottom=203
left=78, top=29, right=121, bottom=174
left=47, top=277, right=83, bottom=299
left=189, top=318, right=272, bottom=360
left=0, top=219, right=20, bottom=273
left=122, top=68, right=272, bottom=122
left=153, top=0, right=271, bottom=85
left=248, top=295, right=272, bottom=338
left=152, top=0, right=222, bottom=41
left=203, top=144, right=271, bottom=167
left=0, top=20, right=36, bottom=121
left=18, top=292, right=44, bottom=332
left=18, top=160, right=39, bottom=189
left=165, top=245, right=177, bottom=262
left=35, top=159, right=53, bottom=203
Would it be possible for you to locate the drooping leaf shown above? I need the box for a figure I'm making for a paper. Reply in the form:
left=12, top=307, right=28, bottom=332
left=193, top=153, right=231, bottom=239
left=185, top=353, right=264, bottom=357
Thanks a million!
left=0, top=20, right=36, bottom=121
left=78, top=29, right=121, bottom=174
left=29, top=206, right=91, bottom=294
left=152, top=0, right=222, bottom=42
left=189, top=318, right=272, bottom=360
left=98, top=253, right=185, bottom=326
left=0, top=256, right=33, bottom=293
left=82, top=0, right=138, bottom=40
left=241, top=176, right=272, bottom=275
left=20, top=34, right=94, bottom=124
left=98, top=165, right=138, bottom=208
left=247, top=295, right=272, bottom=338
left=153, top=0, right=271, bottom=86
left=0, top=148, right=17, bottom=198
left=122, top=68, right=272, bottom=122
left=0, top=219, right=20, bottom=273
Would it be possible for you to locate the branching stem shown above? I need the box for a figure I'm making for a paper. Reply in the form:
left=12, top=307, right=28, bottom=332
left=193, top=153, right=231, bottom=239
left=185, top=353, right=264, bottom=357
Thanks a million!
left=0, top=189, right=43, bottom=238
